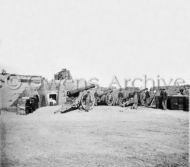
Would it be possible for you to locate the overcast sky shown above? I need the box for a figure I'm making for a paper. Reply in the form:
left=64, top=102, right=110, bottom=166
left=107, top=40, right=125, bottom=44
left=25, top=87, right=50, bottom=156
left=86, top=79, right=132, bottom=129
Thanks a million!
left=0, top=0, right=189, bottom=87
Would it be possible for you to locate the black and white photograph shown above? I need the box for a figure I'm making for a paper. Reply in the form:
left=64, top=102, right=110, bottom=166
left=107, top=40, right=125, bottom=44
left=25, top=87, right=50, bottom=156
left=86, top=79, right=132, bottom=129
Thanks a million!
left=0, top=0, right=189, bottom=166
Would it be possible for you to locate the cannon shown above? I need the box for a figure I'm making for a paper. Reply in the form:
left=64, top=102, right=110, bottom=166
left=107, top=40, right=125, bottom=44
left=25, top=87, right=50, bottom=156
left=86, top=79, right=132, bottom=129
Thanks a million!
left=110, top=88, right=140, bottom=106
left=55, top=84, right=96, bottom=114
left=94, top=88, right=113, bottom=105
left=67, top=84, right=95, bottom=98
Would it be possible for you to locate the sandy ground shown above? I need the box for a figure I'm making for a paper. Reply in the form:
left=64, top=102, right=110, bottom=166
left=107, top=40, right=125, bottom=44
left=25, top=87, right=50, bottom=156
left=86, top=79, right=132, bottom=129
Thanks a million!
left=0, top=106, right=189, bottom=167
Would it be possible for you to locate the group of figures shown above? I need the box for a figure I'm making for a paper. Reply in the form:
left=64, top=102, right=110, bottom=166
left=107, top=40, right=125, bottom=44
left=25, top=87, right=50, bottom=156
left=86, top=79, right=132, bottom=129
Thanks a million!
left=25, top=95, right=39, bottom=114
left=101, top=88, right=169, bottom=110
left=119, top=88, right=168, bottom=110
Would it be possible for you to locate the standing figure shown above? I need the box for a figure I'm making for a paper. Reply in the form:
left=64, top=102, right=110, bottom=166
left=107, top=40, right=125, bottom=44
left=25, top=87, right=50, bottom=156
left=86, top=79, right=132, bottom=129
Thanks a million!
left=145, top=90, right=150, bottom=106
left=160, top=89, right=168, bottom=110
left=140, top=91, right=146, bottom=106
left=25, top=99, right=32, bottom=114
left=179, top=89, right=184, bottom=95
left=34, top=95, right=39, bottom=109
left=118, top=89, right=124, bottom=105
left=131, top=92, right=138, bottom=109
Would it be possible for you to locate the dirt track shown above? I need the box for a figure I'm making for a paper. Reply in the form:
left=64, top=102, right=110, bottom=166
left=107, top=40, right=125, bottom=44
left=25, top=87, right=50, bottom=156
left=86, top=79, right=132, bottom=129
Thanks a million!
left=0, top=106, right=189, bottom=167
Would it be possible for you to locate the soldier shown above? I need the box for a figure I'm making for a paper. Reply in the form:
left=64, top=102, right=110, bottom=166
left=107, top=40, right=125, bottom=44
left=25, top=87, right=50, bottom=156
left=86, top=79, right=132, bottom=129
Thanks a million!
left=34, top=95, right=39, bottom=109
left=145, top=89, right=150, bottom=106
left=160, top=89, right=168, bottom=110
left=118, top=89, right=124, bottom=105
left=94, top=91, right=99, bottom=106
left=25, top=99, right=32, bottom=114
left=131, top=92, right=138, bottom=109
left=30, top=97, right=36, bottom=112
left=139, top=91, right=146, bottom=106
left=179, top=89, right=184, bottom=95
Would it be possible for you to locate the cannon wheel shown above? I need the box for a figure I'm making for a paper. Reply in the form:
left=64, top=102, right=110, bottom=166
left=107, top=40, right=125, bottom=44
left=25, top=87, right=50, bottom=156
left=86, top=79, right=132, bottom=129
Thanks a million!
left=80, top=91, right=95, bottom=111
left=106, top=93, right=114, bottom=106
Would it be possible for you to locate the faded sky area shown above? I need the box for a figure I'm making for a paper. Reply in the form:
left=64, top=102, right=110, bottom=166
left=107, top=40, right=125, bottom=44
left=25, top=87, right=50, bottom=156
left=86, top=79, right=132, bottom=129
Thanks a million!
left=0, top=0, right=189, bottom=87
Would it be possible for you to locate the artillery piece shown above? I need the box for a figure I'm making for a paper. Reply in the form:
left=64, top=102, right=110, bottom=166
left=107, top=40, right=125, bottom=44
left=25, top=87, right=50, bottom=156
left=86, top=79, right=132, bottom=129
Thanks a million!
left=55, top=84, right=96, bottom=114
left=94, top=88, right=113, bottom=105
